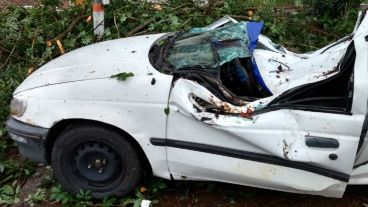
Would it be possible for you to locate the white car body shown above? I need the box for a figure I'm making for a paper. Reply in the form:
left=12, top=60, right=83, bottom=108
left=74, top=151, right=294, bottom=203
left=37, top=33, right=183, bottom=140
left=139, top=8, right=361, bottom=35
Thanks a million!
left=7, top=13, right=368, bottom=198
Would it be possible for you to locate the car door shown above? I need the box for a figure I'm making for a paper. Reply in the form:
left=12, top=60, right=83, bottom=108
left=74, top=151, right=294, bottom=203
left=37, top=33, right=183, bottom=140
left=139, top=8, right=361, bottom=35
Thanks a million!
left=152, top=24, right=368, bottom=198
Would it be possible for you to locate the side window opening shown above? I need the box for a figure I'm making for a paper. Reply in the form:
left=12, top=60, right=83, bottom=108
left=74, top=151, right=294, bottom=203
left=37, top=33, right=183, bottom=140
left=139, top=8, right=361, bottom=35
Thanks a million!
left=219, top=58, right=270, bottom=98
left=268, top=43, right=355, bottom=113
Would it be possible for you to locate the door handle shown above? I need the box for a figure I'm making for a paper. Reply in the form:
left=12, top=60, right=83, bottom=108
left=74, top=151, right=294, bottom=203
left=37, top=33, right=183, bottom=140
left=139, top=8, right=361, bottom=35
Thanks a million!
left=305, top=135, right=339, bottom=148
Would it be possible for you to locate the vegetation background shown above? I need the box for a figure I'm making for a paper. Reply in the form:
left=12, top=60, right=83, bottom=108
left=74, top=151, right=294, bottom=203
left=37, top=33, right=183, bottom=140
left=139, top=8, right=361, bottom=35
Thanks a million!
left=0, top=0, right=364, bottom=206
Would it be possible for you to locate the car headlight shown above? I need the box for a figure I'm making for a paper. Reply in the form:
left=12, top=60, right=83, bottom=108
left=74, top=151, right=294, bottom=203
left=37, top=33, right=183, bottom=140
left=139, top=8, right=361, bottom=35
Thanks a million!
left=10, top=98, right=27, bottom=117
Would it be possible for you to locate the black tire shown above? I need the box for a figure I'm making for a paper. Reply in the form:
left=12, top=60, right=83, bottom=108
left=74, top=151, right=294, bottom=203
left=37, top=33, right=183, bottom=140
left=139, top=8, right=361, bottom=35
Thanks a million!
left=51, top=124, right=142, bottom=199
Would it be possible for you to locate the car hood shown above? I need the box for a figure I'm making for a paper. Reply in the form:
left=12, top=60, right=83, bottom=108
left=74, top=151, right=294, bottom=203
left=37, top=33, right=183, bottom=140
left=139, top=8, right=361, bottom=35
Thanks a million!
left=14, top=33, right=166, bottom=94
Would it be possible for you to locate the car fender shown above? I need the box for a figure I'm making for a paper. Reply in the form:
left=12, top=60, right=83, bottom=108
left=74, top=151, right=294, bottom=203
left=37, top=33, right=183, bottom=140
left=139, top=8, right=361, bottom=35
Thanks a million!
left=13, top=73, right=173, bottom=179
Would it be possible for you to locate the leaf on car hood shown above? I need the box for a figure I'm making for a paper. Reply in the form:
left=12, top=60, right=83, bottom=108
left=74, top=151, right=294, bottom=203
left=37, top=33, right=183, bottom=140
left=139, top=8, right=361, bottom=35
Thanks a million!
left=111, top=72, right=134, bottom=81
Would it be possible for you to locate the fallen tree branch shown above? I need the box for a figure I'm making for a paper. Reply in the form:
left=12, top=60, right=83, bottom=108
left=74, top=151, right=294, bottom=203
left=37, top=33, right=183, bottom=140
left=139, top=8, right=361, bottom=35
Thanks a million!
left=113, top=13, right=121, bottom=38
left=286, top=22, right=339, bottom=38
left=133, top=30, right=148, bottom=36
left=229, top=15, right=251, bottom=20
left=0, top=44, right=11, bottom=53
left=205, top=0, right=225, bottom=14
left=127, top=16, right=141, bottom=22
left=31, top=26, right=40, bottom=56
left=0, top=43, right=26, bottom=61
left=50, top=5, right=88, bottom=42
left=126, top=19, right=154, bottom=36
left=180, top=17, right=193, bottom=29
left=0, top=33, right=21, bottom=70
left=51, top=14, right=88, bottom=42
left=214, top=0, right=225, bottom=7
left=308, top=25, right=339, bottom=38
left=171, top=3, right=191, bottom=11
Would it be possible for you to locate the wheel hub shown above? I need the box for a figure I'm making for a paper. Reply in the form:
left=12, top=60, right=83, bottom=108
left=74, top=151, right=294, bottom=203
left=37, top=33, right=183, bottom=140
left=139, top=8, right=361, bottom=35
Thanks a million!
left=73, top=142, right=122, bottom=183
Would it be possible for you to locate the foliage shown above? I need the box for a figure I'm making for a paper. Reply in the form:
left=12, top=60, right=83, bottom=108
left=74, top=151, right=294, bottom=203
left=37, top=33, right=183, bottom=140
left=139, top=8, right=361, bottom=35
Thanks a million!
left=49, top=184, right=75, bottom=205
left=39, top=0, right=62, bottom=7
left=75, top=189, right=93, bottom=207
left=46, top=177, right=166, bottom=206
left=49, top=185, right=93, bottom=206
left=102, top=196, right=118, bottom=207
left=302, top=0, right=362, bottom=18
left=0, top=0, right=362, bottom=206
left=0, top=181, right=21, bottom=205
left=121, top=178, right=167, bottom=207
left=111, top=72, right=135, bottom=81
left=25, top=188, right=47, bottom=207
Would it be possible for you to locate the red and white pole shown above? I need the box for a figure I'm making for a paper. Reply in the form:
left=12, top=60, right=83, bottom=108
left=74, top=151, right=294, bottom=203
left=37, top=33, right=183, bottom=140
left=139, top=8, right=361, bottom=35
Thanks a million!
left=92, top=0, right=104, bottom=36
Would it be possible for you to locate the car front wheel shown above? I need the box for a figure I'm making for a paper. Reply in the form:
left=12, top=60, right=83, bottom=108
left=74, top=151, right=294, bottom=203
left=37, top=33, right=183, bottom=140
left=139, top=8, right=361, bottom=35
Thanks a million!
left=51, top=124, right=142, bottom=199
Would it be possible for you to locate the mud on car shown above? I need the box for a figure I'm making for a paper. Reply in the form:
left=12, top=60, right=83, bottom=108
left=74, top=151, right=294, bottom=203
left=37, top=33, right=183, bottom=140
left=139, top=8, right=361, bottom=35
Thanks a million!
left=6, top=13, right=368, bottom=198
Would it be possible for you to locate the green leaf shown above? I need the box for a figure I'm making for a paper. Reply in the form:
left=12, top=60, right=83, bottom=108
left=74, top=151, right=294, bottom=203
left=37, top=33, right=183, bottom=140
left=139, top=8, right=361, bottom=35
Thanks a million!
left=1, top=185, right=14, bottom=195
left=111, top=72, right=135, bottom=81
left=133, top=198, right=143, bottom=207
left=164, top=106, right=170, bottom=115
left=15, top=185, right=20, bottom=194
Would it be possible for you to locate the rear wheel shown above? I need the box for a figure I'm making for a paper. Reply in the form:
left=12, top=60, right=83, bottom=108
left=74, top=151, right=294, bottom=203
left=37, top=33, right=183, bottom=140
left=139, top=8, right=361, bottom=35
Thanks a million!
left=51, top=124, right=142, bottom=199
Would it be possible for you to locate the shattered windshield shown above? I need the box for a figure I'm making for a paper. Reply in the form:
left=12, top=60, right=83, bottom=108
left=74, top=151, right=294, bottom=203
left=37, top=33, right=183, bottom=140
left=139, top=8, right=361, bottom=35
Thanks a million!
left=165, top=22, right=263, bottom=71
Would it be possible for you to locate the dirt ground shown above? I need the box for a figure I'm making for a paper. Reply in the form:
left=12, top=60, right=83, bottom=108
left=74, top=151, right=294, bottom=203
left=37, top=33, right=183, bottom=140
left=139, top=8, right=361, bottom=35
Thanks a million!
left=17, top=166, right=368, bottom=207
left=156, top=181, right=368, bottom=207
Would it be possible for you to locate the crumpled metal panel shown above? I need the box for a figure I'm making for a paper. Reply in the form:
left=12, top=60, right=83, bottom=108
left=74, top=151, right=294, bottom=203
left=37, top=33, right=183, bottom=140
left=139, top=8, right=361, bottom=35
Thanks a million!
left=167, top=22, right=258, bottom=70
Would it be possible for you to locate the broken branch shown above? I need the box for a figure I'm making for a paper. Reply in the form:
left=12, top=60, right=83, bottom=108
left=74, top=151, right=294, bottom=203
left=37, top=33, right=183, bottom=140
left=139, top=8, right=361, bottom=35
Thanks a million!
left=51, top=13, right=88, bottom=42
left=133, top=30, right=148, bottom=36
left=113, top=13, right=121, bottom=38
left=171, top=3, right=191, bottom=11
left=0, top=44, right=11, bottom=53
left=126, top=19, right=154, bottom=37
left=308, top=25, right=339, bottom=38
left=229, top=15, right=251, bottom=21
left=127, top=16, right=141, bottom=22
left=180, top=17, right=193, bottom=29
left=0, top=33, right=21, bottom=70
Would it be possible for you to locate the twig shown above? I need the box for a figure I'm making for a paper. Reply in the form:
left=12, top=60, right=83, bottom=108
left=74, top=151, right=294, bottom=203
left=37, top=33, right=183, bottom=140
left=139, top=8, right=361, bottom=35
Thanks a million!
left=214, top=0, right=225, bottom=7
left=171, top=3, right=191, bottom=11
left=127, top=16, right=141, bottom=22
left=31, top=26, right=40, bottom=56
left=126, top=19, right=154, bottom=37
left=205, top=0, right=225, bottom=14
left=0, top=44, right=25, bottom=60
left=132, top=30, right=148, bottom=36
left=230, top=15, right=251, bottom=20
left=180, top=17, right=193, bottom=29
left=51, top=14, right=88, bottom=42
left=0, top=44, right=11, bottom=53
left=0, top=33, right=21, bottom=70
left=297, top=43, right=320, bottom=50
left=285, top=22, right=339, bottom=38
left=18, top=160, right=27, bottom=187
left=113, top=13, right=121, bottom=38
left=51, top=7, right=88, bottom=42
left=0, top=175, right=14, bottom=186
left=308, top=25, right=339, bottom=38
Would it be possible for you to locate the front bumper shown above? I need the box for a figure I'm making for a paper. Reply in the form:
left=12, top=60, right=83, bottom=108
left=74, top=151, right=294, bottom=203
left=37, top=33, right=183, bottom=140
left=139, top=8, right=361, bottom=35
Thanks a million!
left=6, top=116, right=49, bottom=163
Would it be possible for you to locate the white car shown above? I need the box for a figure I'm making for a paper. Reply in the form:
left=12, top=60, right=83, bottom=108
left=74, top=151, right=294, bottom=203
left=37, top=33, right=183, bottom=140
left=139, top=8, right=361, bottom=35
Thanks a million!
left=6, top=13, right=368, bottom=199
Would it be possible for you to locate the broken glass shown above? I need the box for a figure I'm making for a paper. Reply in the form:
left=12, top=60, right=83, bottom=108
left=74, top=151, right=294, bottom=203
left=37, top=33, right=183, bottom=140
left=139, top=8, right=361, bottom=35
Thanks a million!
left=166, top=22, right=263, bottom=71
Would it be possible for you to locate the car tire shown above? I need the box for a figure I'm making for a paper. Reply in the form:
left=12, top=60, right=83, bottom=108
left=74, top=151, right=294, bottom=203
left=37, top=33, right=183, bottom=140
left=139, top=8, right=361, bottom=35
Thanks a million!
left=51, top=124, right=142, bottom=199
